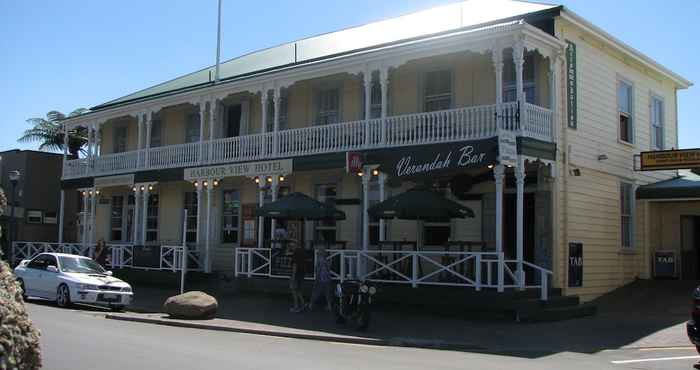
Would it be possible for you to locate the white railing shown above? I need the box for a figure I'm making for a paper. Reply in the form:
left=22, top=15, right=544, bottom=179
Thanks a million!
left=109, top=244, right=133, bottom=269
left=234, top=247, right=553, bottom=300
left=11, top=241, right=139, bottom=269
left=159, top=245, right=203, bottom=272
left=148, top=142, right=201, bottom=169
left=63, top=103, right=553, bottom=179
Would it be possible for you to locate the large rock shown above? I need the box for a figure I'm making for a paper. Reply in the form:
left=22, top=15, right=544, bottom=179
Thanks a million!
left=0, top=257, right=42, bottom=370
left=163, top=291, right=218, bottom=319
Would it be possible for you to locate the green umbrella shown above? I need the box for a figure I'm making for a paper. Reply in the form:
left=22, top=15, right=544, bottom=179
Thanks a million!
left=368, top=187, right=475, bottom=220
left=254, top=192, right=346, bottom=220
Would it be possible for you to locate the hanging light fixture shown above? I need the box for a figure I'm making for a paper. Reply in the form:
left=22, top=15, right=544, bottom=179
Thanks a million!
left=266, top=176, right=272, bottom=183
left=132, top=186, right=137, bottom=192
left=372, top=169, right=379, bottom=176
left=95, top=189, right=101, bottom=195
left=487, top=164, right=494, bottom=169
left=357, top=171, right=364, bottom=177
left=140, top=185, right=145, bottom=191
left=203, top=180, right=209, bottom=188
left=148, top=184, right=154, bottom=191
left=254, top=177, right=260, bottom=184
left=278, top=175, right=285, bottom=182
left=213, top=179, right=219, bottom=187
left=193, top=181, right=199, bottom=188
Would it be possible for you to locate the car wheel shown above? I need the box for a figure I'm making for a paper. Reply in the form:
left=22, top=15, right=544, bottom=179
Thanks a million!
left=109, top=305, right=125, bottom=312
left=17, top=279, right=28, bottom=301
left=56, top=284, right=72, bottom=308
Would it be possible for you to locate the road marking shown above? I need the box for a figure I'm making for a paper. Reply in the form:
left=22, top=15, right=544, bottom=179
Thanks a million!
left=611, top=355, right=700, bottom=364
left=639, top=346, right=695, bottom=351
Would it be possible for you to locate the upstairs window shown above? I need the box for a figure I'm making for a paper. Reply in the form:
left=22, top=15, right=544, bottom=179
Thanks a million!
left=113, top=126, right=128, bottom=153
left=423, top=70, right=452, bottom=112
left=317, top=88, right=340, bottom=125
left=618, top=80, right=634, bottom=144
left=185, top=112, right=201, bottom=144
left=266, top=95, right=288, bottom=132
left=150, top=118, right=163, bottom=148
left=504, top=53, right=536, bottom=104
left=651, top=96, right=664, bottom=150
left=370, top=80, right=382, bottom=119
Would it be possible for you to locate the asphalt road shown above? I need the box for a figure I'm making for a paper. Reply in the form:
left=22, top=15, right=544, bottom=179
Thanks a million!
left=26, top=301, right=700, bottom=370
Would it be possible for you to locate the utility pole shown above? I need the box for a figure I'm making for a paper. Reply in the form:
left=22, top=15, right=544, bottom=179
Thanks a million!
left=214, top=0, right=222, bottom=83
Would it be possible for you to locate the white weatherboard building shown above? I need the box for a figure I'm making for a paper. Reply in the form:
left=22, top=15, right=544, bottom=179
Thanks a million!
left=14, top=0, right=692, bottom=302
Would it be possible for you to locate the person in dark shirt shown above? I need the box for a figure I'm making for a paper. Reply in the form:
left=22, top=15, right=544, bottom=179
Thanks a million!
left=289, top=243, right=307, bottom=313
left=93, top=239, right=108, bottom=267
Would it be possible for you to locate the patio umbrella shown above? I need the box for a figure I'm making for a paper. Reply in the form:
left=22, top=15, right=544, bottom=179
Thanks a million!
left=367, top=187, right=475, bottom=220
left=367, top=187, right=474, bottom=248
left=254, top=192, right=346, bottom=220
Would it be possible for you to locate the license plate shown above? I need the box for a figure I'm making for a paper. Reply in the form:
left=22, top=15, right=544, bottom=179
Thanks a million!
left=100, top=293, right=120, bottom=302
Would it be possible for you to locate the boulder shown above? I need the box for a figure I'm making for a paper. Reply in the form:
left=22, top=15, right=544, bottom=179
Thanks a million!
left=163, top=291, right=218, bottom=319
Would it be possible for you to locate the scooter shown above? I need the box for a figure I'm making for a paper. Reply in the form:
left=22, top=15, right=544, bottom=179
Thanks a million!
left=333, top=280, right=376, bottom=330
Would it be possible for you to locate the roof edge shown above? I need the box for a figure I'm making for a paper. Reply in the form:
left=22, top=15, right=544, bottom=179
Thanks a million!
left=560, top=9, right=692, bottom=89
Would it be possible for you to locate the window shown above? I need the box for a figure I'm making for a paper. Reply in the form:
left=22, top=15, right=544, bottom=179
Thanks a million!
left=620, top=182, right=635, bottom=249
left=145, top=194, right=159, bottom=242
left=26, top=210, right=43, bottom=224
left=315, top=184, right=337, bottom=242
left=184, top=192, right=198, bottom=243
left=651, top=96, right=664, bottom=150
left=28, top=254, right=57, bottom=270
left=44, top=211, right=57, bottom=224
left=221, top=190, right=241, bottom=244
left=185, top=113, right=201, bottom=143
left=317, top=88, right=340, bottom=125
left=150, top=118, right=163, bottom=147
left=114, top=126, right=128, bottom=153
left=618, top=80, right=634, bottom=143
left=370, top=80, right=382, bottom=119
left=266, top=95, right=289, bottom=132
left=423, top=70, right=452, bottom=112
left=504, top=53, right=536, bottom=104
left=110, top=196, right=124, bottom=241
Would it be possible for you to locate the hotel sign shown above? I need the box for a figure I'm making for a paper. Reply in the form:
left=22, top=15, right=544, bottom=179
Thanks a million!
left=497, top=130, right=517, bottom=167
left=374, top=138, right=498, bottom=179
left=639, top=149, right=700, bottom=171
left=184, top=159, right=293, bottom=180
left=565, top=40, right=577, bottom=129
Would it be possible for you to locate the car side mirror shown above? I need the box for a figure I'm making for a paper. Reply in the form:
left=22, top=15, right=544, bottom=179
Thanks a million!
left=47, top=265, right=59, bottom=273
left=105, top=271, right=113, bottom=276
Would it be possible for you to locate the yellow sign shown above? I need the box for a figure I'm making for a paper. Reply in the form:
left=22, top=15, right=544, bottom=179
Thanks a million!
left=640, top=149, right=700, bottom=171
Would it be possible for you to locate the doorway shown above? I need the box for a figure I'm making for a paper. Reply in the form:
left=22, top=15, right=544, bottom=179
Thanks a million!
left=681, top=216, right=700, bottom=279
left=225, top=104, right=242, bottom=138
left=503, top=193, right=536, bottom=281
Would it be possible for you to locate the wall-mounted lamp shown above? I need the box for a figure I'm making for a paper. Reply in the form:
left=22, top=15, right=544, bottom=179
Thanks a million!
left=148, top=185, right=154, bottom=191
left=357, top=171, right=364, bottom=177
left=372, top=169, right=380, bottom=176
left=213, top=179, right=219, bottom=187
left=569, top=168, right=582, bottom=177
left=266, top=176, right=272, bottom=183
left=278, top=175, right=285, bottom=182
left=597, top=154, right=608, bottom=161
left=254, top=177, right=260, bottom=184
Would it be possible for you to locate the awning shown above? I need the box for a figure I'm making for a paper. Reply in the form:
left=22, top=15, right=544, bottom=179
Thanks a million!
left=636, top=170, right=700, bottom=200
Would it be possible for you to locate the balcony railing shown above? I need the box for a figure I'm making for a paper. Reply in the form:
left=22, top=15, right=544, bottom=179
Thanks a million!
left=63, top=102, right=553, bottom=179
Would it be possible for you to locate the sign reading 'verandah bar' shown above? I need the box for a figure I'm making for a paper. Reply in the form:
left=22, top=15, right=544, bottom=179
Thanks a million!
left=374, top=138, right=498, bottom=179
left=184, top=159, right=293, bottom=180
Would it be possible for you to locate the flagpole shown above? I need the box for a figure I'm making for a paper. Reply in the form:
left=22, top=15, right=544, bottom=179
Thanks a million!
left=214, top=0, right=222, bottom=83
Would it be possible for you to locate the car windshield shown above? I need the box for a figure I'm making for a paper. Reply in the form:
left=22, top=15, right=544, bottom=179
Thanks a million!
left=58, top=256, right=106, bottom=274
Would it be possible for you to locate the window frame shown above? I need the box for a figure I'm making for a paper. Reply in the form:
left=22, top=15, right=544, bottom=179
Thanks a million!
left=25, top=209, right=44, bottom=224
left=503, top=52, right=538, bottom=104
left=266, top=94, right=289, bottom=132
left=422, top=69, right=453, bottom=113
left=150, top=117, right=163, bottom=148
left=316, top=87, right=341, bottom=125
left=620, top=181, right=635, bottom=249
left=221, top=189, right=241, bottom=244
left=110, top=195, right=125, bottom=242
left=184, top=112, right=201, bottom=144
left=617, top=78, right=635, bottom=145
left=183, top=191, right=199, bottom=244
left=314, top=183, right=338, bottom=242
left=145, top=194, right=159, bottom=243
left=113, top=125, right=128, bottom=153
left=650, top=93, right=665, bottom=150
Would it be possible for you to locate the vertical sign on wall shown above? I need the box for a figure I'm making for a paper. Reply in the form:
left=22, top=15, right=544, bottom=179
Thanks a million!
left=565, top=40, right=577, bottom=129
left=568, top=242, right=583, bottom=287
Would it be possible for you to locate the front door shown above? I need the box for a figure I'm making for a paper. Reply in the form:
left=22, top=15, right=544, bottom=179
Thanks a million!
left=125, top=205, right=135, bottom=243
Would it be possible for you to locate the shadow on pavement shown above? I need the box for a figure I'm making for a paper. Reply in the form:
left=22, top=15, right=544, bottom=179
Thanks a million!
left=123, top=278, right=697, bottom=358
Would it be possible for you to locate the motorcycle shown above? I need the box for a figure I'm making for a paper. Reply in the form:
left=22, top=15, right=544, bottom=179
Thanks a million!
left=333, top=280, right=376, bottom=330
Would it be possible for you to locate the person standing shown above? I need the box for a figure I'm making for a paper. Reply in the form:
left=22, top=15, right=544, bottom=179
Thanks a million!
left=309, top=246, right=333, bottom=311
left=289, top=243, right=307, bottom=313
left=93, top=238, right=108, bottom=267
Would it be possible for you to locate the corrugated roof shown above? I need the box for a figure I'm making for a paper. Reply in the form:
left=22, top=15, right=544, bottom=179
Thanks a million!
left=637, top=170, right=700, bottom=199
left=91, top=0, right=558, bottom=111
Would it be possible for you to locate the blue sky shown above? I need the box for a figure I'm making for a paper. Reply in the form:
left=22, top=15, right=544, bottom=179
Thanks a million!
left=1, top=0, right=698, bottom=151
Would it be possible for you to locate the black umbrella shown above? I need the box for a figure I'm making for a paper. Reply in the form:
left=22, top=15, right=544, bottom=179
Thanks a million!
left=254, top=192, right=346, bottom=220
left=368, top=187, right=475, bottom=220
left=368, top=187, right=474, bottom=248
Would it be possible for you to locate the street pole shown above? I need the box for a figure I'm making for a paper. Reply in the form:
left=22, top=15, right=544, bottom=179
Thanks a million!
left=181, top=209, right=188, bottom=295
left=8, top=170, right=20, bottom=264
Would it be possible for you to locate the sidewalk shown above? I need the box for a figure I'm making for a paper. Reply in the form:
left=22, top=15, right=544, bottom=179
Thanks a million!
left=107, top=279, right=695, bottom=358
